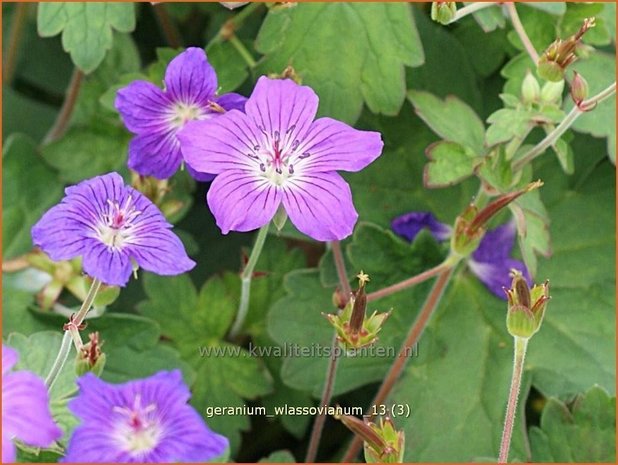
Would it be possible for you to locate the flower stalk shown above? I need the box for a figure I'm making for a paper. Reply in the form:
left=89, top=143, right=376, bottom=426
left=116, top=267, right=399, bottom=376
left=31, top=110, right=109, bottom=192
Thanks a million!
left=498, top=336, right=528, bottom=463
left=45, top=278, right=102, bottom=389
left=43, top=68, right=84, bottom=144
left=447, top=2, right=499, bottom=24
left=229, top=223, right=270, bottom=339
left=513, top=81, right=616, bottom=170
left=506, top=2, right=539, bottom=63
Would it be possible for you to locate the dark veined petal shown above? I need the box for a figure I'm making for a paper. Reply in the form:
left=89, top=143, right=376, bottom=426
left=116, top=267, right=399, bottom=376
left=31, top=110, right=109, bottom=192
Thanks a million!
left=185, top=162, right=216, bottom=182
left=391, top=211, right=452, bottom=243
left=82, top=243, right=134, bottom=287
left=214, top=92, right=247, bottom=113
left=178, top=111, right=262, bottom=175
left=128, top=130, right=183, bottom=180
left=2, top=371, right=62, bottom=448
left=472, top=221, right=519, bottom=263
left=282, top=171, right=358, bottom=241
left=207, top=170, right=282, bottom=234
left=126, top=228, right=195, bottom=277
left=294, top=117, right=383, bottom=173
left=164, top=47, right=218, bottom=105
left=115, top=80, right=172, bottom=134
left=245, top=76, right=319, bottom=143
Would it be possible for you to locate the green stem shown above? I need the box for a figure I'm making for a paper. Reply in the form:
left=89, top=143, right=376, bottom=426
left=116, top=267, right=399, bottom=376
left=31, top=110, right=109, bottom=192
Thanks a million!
left=228, top=224, right=270, bottom=338
left=448, top=2, right=499, bottom=24
left=513, top=81, right=617, bottom=171
left=211, top=1, right=264, bottom=44
left=229, top=34, right=257, bottom=68
left=498, top=336, right=528, bottom=463
left=506, top=2, right=539, bottom=63
left=153, top=3, right=183, bottom=48
left=3, top=2, right=29, bottom=84
left=45, top=278, right=101, bottom=389
left=342, top=267, right=455, bottom=462
left=43, top=68, right=84, bottom=144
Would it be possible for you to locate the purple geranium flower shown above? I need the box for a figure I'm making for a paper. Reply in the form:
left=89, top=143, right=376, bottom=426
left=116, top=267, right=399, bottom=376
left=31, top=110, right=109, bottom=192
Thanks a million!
left=178, top=76, right=383, bottom=241
left=62, top=370, right=228, bottom=463
left=115, top=47, right=246, bottom=181
left=392, top=211, right=531, bottom=298
left=31, top=172, right=195, bottom=287
left=2, top=345, right=62, bottom=463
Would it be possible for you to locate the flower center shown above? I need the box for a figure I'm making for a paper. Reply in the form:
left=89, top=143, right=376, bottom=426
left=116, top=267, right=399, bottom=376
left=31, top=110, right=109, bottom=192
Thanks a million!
left=248, top=126, right=310, bottom=187
left=170, top=102, right=204, bottom=128
left=112, top=394, right=161, bottom=455
left=96, top=196, right=141, bottom=250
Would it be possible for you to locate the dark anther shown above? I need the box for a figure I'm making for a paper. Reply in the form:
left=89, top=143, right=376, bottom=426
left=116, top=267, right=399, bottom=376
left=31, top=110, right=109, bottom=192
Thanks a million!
left=260, top=163, right=266, bottom=172
left=274, top=130, right=280, bottom=141
left=288, top=165, right=295, bottom=174
left=286, top=125, right=296, bottom=133
left=291, top=140, right=300, bottom=150
left=275, top=167, right=283, bottom=174
left=299, top=152, right=310, bottom=159
left=253, top=144, right=260, bottom=151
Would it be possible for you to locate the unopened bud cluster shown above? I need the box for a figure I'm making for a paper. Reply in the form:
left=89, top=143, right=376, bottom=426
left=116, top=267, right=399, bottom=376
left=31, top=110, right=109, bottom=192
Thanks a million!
left=336, top=413, right=405, bottom=463
left=431, top=2, right=457, bottom=25
left=76, top=332, right=106, bottom=376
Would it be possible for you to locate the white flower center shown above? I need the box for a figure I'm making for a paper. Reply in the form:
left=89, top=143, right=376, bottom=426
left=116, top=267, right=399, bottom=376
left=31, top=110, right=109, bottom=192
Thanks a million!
left=112, top=394, right=162, bottom=456
left=95, top=196, right=141, bottom=250
left=169, top=102, right=205, bottom=128
left=248, top=125, right=310, bottom=187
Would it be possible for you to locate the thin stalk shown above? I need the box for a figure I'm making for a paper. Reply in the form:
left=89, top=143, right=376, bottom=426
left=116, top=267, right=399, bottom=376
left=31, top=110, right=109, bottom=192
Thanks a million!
left=43, top=68, right=84, bottom=144
left=342, top=267, right=455, bottom=462
left=305, top=332, right=340, bottom=463
left=211, top=1, right=264, bottom=44
left=448, top=2, right=499, bottom=24
left=498, top=336, right=528, bottom=463
left=228, top=224, right=270, bottom=338
left=513, top=81, right=616, bottom=170
left=153, top=3, right=183, bottom=48
left=506, top=2, right=539, bottom=63
left=229, top=34, right=257, bottom=68
left=45, top=278, right=101, bottom=389
left=366, top=257, right=456, bottom=302
left=3, top=2, right=29, bottom=84
left=304, top=241, right=351, bottom=462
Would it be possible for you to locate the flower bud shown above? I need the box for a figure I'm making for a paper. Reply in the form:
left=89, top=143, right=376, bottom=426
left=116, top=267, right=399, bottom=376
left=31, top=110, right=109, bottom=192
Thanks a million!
left=272, top=205, right=288, bottom=231
left=537, top=18, right=595, bottom=82
left=570, top=71, right=589, bottom=108
left=323, top=272, right=391, bottom=351
left=521, top=71, right=541, bottom=104
left=431, top=2, right=457, bottom=25
left=335, top=414, right=405, bottom=463
left=505, top=271, right=550, bottom=339
left=76, top=332, right=106, bottom=377
left=540, top=79, right=565, bottom=104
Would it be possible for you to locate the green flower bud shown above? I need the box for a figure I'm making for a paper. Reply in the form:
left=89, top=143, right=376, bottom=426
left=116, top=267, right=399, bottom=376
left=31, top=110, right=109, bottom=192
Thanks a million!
left=505, top=271, right=550, bottom=339
left=570, top=71, right=589, bottom=107
left=431, top=2, right=457, bottom=25
left=272, top=205, right=288, bottom=231
left=335, top=414, right=405, bottom=464
left=521, top=71, right=541, bottom=104
left=540, top=79, right=565, bottom=103
left=75, top=332, right=106, bottom=377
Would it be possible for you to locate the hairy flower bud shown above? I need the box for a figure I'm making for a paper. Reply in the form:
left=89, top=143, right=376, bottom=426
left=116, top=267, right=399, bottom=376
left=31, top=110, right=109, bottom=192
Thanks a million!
left=431, top=2, right=457, bottom=25
left=521, top=71, right=541, bottom=104
left=540, top=79, right=565, bottom=104
left=505, top=271, right=550, bottom=339
left=537, top=18, right=595, bottom=82
left=76, top=332, right=106, bottom=376
left=570, top=71, right=589, bottom=109
left=335, top=414, right=405, bottom=463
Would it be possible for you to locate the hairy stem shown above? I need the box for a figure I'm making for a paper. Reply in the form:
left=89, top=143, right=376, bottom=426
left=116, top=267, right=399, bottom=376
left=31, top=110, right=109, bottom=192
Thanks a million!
left=498, top=336, right=528, bottom=463
left=304, top=241, right=351, bottom=462
left=229, top=224, right=270, bottom=338
left=449, top=2, right=500, bottom=24
left=45, top=278, right=101, bottom=389
left=506, top=2, right=539, bottom=63
left=3, top=2, right=29, bottom=84
left=153, top=3, right=183, bottom=48
left=342, top=267, right=455, bottom=462
left=43, top=68, right=84, bottom=144
left=366, top=257, right=457, bottom=302
left=229, top=34, right=257, bottom=68
left=513, top=81, right=617, bottom=170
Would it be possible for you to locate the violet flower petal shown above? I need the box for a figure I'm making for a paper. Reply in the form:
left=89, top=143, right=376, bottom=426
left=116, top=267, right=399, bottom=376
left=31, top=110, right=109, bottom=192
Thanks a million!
left=206, top=170, right=282, bottom=233
left=214, top=92, right=247, bottom=112
left=2, top=346, right=17, bottom=375
left=469, top=257, right=531, bottom=299
left=391, top=211, right=453, bottom=243
left=282, top=172, right=358, bottom=241
left=128, top=130, right=183, bottom=179
left=2, top=431, right=15, bottom=463
left=164, top=47, right=218, bottom=105
left=115, top=81, right=171, bottom=134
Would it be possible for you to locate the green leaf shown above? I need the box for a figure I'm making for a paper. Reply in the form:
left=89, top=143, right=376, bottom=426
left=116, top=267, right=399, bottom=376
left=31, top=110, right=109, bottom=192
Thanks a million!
left=530, top=386, right=616, bottom=462
left=37, top=2, right=136, bottom=74
left=527, top=2, right=566, bottom=16
left=137, top=273, right=273, bottom=453
left=2, top=134, right=64, bottom=260
left=2, top=86, right=57, bottom=143
left=570, top=52, right=616, bottom=163
left=507, top=6, right=557, bottom=53
left=256, top=2, right=424, bottom=123
left=206, top=41, right=250, bottom=93
left=424, top=141, right=482, bottom=188
left=259, top=450, right=296, bottom=462
left=408, top=90, right=485, bottom=155
left=485, top=108, right=534, bottom=146
left=466, top=2, right=506, bottom=32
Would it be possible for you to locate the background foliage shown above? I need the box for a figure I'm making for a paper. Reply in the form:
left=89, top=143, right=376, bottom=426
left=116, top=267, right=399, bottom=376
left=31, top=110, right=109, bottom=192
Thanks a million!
left=2, top=2, right=615, bottom=462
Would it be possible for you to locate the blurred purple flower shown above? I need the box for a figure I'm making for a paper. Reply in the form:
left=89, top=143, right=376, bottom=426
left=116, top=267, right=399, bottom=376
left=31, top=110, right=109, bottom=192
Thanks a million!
left=178, top=76, right=383, bottom=241
left=31, top=172, right=195, bottom=287
left=62, top=371, right=228, bottom=463
left=391, top=211, right=531, bottom=298
left=115, top=47, right=246, bottom=181
left=2, top=345, right=62, bottom=463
